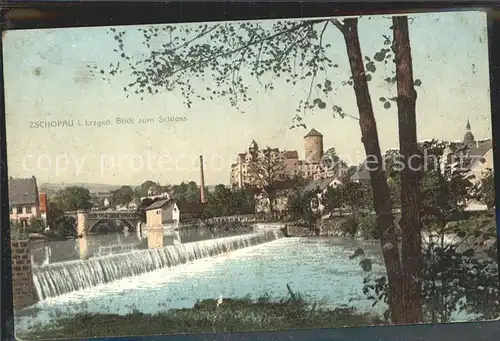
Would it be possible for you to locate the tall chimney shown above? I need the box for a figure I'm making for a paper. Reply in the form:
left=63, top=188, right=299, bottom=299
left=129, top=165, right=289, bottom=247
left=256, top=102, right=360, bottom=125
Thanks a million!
left=39, top=193, right=47, bottom=213
left=199, top=155, right=206, bottom=203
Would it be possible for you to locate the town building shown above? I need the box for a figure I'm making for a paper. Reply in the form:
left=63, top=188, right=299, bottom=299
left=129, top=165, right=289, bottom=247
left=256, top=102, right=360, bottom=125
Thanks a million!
left=348, top=119, right=494, bottom=209
left=230, top=128, right=344, bottom=188
left=145, top=199, right=178, bottom=229
left=145, top=199, right=206, bottom=228
left=115, top=199, right=140, bottom=211
left=8, top=176, right=47, bottom=227
left=254, top=189, right=293, bottom=216
left=302, top=176, right=343, bottom=214
left=443, top=120, right=493, bottom=183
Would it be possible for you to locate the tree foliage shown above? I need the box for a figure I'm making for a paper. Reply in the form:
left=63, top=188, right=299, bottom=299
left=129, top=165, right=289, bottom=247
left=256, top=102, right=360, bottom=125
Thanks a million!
left=204, top=185, right=256, bottom=217
left=362, top=214, right=499, bottom=323
left=91, top=14, right=425, bottom=324
left=477, top=168, right=495, bottom=209
left=419, top=140, right=476, bottom=227
left=111, top=185, right=136, bottom=207
left=247, top=147, right=291, bottom=212
left=170, top=181, right=200, bottom=203
left=321, top=181, right=372, bottom=215
left=51, top=186, right=93, bottom=212
left=91, top=17, right=420, bottom=122
left=287, top=189, right=321, bottom=227
left=360, top=141, right=499, bottom=322
left=27, top=216, right=46, bottom=234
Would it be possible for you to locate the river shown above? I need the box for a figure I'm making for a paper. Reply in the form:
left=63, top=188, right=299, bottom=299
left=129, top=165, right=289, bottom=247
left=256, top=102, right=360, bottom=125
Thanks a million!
left=16, top=236, right=387, bottom=333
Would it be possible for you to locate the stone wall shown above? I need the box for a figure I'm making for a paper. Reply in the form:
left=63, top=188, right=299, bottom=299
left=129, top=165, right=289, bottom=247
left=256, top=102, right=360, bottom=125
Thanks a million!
left=11, top=240, right=38, bottom=310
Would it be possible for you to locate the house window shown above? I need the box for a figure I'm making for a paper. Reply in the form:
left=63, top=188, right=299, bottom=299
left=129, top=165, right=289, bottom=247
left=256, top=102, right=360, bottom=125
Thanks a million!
left=17, top=206, right=23, bottom=214
left=311, top=198, right=319, bottom=209
left=26, top=206, right=33, bottom=214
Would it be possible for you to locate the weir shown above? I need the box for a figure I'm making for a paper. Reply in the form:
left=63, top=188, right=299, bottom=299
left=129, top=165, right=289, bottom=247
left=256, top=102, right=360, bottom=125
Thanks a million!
left=33, top=230, right=283, bottom=300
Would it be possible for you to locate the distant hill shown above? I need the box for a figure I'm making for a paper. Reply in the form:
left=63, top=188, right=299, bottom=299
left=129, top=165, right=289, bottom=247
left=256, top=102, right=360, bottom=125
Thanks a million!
left=39, top=182, right=125, bottom=194
left=39, top=182, right=222, bottom=196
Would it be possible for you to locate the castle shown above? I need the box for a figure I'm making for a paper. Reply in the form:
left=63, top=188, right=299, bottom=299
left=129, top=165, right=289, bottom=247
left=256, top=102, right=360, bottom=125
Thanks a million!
left=230, top=128, right=341, bottom=188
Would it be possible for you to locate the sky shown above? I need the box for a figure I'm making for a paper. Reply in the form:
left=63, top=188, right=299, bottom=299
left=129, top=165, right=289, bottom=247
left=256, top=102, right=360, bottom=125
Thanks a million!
left=2, top=11, right=491, bottom=186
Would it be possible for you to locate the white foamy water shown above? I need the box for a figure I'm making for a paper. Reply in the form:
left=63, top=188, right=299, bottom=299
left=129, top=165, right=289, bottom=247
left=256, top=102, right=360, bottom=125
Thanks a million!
left=16, top=237, right=387, bottom=333
left=32, top=230, right=283, bottom=300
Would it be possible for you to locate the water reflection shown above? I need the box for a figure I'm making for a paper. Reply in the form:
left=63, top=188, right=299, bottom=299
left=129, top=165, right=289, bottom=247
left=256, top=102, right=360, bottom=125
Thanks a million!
left=30, top=224, right=254, bottom=267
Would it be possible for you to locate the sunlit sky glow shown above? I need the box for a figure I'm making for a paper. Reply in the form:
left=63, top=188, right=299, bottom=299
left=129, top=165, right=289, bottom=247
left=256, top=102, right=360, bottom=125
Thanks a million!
left=2, top=11, right=491, bottom=186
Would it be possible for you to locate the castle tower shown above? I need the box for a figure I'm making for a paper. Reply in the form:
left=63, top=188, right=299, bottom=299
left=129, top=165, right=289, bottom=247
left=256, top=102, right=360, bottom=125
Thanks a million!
left=463, top=119, right=475, bottom=145
left=304, top=128, right=324, bottom=164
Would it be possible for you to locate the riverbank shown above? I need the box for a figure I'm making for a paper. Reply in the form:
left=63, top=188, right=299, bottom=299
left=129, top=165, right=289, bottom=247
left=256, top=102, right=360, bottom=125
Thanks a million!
left=285, top=215, right=379, bottom=239
left=18, top=288, right=384, bottom=339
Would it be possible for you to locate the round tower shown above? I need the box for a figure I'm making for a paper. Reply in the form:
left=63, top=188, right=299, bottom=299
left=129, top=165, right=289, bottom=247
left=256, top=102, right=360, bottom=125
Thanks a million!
left=304, top=128, right=324, bottom=164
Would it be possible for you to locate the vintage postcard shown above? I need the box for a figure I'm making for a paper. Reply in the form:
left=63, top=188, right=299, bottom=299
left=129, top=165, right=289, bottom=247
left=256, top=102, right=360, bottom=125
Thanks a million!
left=3, top=10, right=498, bottom=339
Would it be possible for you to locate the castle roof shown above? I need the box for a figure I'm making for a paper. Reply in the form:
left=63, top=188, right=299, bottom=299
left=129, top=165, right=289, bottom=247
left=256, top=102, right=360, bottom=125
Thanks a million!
left=304, top=128, right=323, bottom=138
left=249, top=139, right=259, bottom=150
left=283, top=150, right=299, bottom=159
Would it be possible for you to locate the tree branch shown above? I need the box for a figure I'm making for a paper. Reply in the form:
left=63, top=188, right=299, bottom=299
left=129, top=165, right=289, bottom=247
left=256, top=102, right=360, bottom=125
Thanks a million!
left=329, top=18, right=345, bottom=33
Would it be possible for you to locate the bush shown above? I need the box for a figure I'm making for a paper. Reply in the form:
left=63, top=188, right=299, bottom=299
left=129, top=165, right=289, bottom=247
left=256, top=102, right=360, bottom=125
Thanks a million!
left=10, top=221, right=29, bottom=240
left=338, top=216, right=358, bottom=237
left=356, top=214, right=378, bottom=239
left=26, top=216, right=46, bottom=234
left=362, top=214, right=499, bottom=323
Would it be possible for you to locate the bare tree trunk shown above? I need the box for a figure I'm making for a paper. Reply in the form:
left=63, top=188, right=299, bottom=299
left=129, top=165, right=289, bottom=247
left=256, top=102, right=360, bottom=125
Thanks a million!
left=340, top=18, right=404, bottom=322
left=392, top=16, right=424, bottom=324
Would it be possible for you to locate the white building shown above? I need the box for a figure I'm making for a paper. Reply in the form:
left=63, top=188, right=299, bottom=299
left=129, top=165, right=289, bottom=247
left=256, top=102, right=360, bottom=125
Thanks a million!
left=145, top=199, right=206, bottom=229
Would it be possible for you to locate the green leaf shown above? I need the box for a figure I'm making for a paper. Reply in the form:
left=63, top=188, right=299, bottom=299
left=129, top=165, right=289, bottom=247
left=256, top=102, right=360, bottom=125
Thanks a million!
left=374, top=51, right=386, bottom=62
left=366, top=74, right=372, bottom=82
left=366, top=62, right=376, bottom=73
left=414, top=79, right=422, bottom=87
left=383, top=101, right=391, bottom=109
left=379, top=97, right=386, bottom=102
left=318, top=101, right=327, bottom=109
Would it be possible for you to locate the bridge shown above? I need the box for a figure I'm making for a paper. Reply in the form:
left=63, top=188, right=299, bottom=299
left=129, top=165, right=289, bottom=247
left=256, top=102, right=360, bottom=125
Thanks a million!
left=64, top=210, right=143, bottom=236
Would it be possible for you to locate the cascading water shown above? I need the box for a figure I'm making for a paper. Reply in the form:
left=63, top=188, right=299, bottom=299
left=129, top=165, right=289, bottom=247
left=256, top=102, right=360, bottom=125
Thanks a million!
left=89, top=243, right=141, bottom=258
left=33, top=230, right=283, bottom=300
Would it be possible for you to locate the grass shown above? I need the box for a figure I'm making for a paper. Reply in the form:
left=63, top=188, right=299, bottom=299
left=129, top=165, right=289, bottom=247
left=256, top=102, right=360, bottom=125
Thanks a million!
left=18, top=286, right=384, bottom=339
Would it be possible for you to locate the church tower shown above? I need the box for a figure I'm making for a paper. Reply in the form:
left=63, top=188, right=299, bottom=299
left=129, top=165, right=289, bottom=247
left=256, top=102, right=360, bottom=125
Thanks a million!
left=463, top=119, right=475, bottom=145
